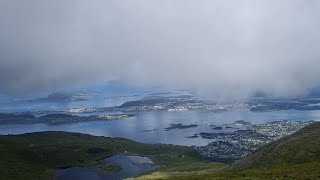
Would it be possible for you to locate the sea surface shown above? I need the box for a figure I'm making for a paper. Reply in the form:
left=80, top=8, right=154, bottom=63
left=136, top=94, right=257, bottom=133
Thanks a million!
left=1, top=109, right=320, bottom=146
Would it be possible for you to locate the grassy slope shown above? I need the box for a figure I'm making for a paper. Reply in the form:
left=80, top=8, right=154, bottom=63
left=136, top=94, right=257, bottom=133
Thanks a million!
left=0, top=131, right=210, bottom=180
left=233, top=121, right=320, bottom=169
left=2, top=122, right=320, bottom=180
left=134, top=122, right=320, bottom=179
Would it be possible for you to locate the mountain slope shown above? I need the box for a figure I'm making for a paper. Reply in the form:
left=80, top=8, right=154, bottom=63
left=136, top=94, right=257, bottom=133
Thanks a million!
left=134, top=122, right=320, bottom=179
left=1, top=122, right=320, bottom=180
left=0, top=132, right=209, bottom=180
left=233, top=121, right=320, bottom=169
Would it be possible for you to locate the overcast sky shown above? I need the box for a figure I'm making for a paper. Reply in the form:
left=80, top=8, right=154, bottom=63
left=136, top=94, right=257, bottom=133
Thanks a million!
left=0, top=0, right=320, bottom=99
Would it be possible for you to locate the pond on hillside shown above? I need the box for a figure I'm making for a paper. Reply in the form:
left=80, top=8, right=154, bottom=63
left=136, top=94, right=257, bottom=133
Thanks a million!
left=54, top=155, right=158, bottom=180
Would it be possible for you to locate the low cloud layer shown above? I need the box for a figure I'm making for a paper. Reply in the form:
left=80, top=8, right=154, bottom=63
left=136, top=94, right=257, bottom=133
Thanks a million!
left=1, top=0, right=320, bottom=99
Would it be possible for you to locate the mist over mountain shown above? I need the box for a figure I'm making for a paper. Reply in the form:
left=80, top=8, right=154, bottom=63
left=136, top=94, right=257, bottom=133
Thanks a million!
left=1, top=0, right=320, bottom=100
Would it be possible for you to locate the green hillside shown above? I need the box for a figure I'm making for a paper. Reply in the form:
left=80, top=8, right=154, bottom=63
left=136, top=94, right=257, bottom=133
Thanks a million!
left=1, top=122, right=320, bottom=180
left=135, top=122, right=320, bottom=179
left=233, top=121, right=320, bottom=169
left=0, top=132, right=208, bottom=180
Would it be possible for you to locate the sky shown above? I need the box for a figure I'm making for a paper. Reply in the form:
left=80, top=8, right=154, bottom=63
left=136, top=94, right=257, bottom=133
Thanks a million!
left=0, top=0, right=320, bottom=99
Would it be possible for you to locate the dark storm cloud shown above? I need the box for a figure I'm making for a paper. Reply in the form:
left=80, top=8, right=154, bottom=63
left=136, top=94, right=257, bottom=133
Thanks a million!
left=1, top=0, right=320, bottom=99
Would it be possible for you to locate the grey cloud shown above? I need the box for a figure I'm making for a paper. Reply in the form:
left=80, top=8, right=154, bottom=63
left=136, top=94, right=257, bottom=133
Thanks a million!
left=1, top=0, right=320, bottom=99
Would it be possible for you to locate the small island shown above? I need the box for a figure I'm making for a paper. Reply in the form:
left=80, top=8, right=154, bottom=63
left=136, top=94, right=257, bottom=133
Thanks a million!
left=0, top=113, right=135, bottom=125
left=164, top=123, right=199, bottom=131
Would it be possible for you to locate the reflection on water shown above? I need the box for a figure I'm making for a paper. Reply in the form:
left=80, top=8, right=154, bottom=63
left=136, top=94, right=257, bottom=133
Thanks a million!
left=55, top=155, right=157, bottom=180
left=1, top=109, right=320, bottom=146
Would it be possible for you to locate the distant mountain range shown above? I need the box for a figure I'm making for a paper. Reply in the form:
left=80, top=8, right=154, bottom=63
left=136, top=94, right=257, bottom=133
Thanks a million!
left=30, top=92, right=89, bottom=102
left=0, top=113, right=134, bottom=125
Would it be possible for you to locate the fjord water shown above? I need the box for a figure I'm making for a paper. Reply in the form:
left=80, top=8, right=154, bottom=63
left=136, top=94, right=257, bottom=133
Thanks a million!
left=1, top=109, right=320, bottom=146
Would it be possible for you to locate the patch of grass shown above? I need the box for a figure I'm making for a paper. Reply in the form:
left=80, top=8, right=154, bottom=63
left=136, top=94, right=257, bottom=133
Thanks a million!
left=159, top=161, right=226, bottom=172
left=133, top=162, right=320, bottom=180
left=159, top=162, right=320, bottom=180
left=130, top=162, right=227, bottom=180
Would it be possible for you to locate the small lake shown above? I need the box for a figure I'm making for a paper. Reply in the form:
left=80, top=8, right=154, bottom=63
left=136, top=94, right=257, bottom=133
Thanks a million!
left=55, top=155, right=157, bottom=180
left=1, top=109, right=320, bottom=146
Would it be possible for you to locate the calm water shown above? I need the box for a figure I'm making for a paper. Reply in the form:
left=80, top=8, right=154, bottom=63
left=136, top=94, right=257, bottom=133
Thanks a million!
left=55, top=155, right=157, bottom=180
left=1, top=109, right=320, bottom=146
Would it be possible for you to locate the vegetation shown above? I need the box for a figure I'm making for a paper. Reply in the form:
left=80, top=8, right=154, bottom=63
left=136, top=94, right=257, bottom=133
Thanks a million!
left=233, top=121, right=320, bottom=169
left=0, top=131, right=207, bottom=179
left=133, top=162, right=320, bottom=180
left=134, top=122, right=320, bottom=179
left=2, top=122, right=320, bottom=179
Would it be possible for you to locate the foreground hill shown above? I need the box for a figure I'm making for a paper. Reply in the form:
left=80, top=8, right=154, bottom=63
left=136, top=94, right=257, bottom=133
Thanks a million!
left=0, top=132, right=219, bottom=180
left=1, top=122, right=320, bottom=180
left=233, top=121, right=320, bottom=169
left=134, top=122, right=320, bottom=179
